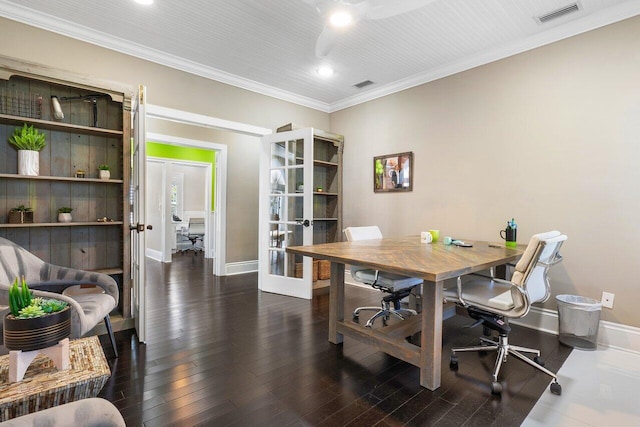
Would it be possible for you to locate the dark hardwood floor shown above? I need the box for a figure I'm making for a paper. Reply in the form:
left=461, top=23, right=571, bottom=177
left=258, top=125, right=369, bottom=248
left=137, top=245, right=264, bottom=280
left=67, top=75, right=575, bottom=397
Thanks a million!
left=97, top=254, right=571, bottom=426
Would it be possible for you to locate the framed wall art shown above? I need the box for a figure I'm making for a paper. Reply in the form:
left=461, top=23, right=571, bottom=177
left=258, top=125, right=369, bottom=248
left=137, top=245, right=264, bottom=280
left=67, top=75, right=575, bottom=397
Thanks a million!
left=373, top=151, right=413, bottom=193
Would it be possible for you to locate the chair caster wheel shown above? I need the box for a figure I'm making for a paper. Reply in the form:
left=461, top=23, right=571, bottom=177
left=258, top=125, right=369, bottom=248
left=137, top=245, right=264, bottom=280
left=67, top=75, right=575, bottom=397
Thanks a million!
left=550, top=381, right=562, bottom=395
left=352, top=314, right=359, bottom=323
left=491, top=382, right=503, bottom=395
left=449, top=355, right=459, bottom=371
left=534, top=356, right=544, bottom=367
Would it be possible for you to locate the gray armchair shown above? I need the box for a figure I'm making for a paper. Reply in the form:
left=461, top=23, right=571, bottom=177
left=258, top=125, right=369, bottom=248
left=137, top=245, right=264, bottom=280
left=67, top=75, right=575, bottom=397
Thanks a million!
left=0, top=237, right=118, bottom=357
left=0, top=398, right=125, bottom=426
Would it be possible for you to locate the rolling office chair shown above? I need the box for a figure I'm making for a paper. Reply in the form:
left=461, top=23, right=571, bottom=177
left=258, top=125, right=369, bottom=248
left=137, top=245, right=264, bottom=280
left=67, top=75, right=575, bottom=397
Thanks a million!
left=344, top=226, right=422, bottom=327
left=443, top=231, right=567, bottom=395
left=180, top=217, right=205, bottom=255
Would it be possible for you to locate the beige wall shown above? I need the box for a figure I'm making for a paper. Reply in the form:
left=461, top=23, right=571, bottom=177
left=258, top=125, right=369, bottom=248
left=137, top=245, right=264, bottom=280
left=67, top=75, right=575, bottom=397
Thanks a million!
left=2, top=15, right=639, bottom=327
left=331, top=16, right=640, bottom=327
left=0, top=17, right=330, bottom=265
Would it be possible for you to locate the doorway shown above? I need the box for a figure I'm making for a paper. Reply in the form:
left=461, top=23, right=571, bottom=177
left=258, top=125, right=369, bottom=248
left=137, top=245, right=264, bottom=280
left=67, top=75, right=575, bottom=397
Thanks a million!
left=145, top=157, right=212, bottom=263
left=144, top=104, right=271, bottom=276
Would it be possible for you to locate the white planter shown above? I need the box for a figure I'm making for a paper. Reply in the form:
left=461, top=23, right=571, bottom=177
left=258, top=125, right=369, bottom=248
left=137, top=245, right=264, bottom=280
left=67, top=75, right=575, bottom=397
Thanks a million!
left=58, top=213, right=72, bottom=223
left=99, top=170, right=110, bottom=180
left=18, top=150, right=39, bottom=176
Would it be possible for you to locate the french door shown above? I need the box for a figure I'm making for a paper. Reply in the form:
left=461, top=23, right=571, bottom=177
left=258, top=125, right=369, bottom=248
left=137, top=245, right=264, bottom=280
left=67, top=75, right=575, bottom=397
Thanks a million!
left=259, top=128, right=314, bottom=299
left=131, top=84, right=148, bottom=342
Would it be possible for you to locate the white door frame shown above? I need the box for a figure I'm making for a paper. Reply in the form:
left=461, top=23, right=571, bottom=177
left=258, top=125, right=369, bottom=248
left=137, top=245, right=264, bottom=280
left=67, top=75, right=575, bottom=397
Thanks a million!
left=147, top=132, right=222, bottom=272
left=146, top=104, right=271, bottom=276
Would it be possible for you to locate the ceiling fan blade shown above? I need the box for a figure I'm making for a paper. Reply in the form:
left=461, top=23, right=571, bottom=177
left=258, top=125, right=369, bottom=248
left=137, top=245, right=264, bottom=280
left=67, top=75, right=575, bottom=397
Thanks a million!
left=315, top=25, right=338, bottom=57
left=363, top=0, right=437, bottom=20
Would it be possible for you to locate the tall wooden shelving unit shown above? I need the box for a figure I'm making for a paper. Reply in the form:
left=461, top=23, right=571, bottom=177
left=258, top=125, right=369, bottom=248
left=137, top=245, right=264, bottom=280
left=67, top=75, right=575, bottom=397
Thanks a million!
left=0, top=59, right=132, bottom=318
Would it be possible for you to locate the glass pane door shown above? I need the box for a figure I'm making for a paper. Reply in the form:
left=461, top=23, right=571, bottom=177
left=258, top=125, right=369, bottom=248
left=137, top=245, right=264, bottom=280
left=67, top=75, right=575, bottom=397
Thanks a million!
left=259, top=128, right=313, bottom=299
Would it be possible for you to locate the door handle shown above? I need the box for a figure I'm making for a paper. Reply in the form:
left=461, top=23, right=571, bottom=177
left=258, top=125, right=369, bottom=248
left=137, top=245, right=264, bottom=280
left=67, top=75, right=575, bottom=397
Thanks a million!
left=129, top=223, right=150, bottom=233
left=295, top=219, right=312, bottom=227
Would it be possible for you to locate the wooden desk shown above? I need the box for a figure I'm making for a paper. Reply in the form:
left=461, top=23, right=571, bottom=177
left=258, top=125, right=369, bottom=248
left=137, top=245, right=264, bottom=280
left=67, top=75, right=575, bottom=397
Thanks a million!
left=287, top=236, right=524, bottom=390
left=0, top=336, right=111, bottom=421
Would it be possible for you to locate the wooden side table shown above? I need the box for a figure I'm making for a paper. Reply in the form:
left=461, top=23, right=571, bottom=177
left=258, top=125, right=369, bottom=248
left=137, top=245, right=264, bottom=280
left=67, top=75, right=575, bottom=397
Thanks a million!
left=0, top=336, right=111, bottom=421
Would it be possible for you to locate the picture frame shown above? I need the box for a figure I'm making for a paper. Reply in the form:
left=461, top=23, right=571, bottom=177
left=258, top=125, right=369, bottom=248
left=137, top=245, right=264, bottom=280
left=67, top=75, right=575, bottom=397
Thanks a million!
left=373, top=151, right=413, bottom=193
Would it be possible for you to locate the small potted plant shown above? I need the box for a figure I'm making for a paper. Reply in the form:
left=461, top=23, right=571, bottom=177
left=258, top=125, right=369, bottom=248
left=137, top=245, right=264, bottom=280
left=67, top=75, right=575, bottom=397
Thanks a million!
left=8, top=204, right=34, bottom=224
left=57, top=206, right=73, bottom=223
left=98, top=164, right=110, bottom=180
left=3, top=277, right=70, bottom=352
left=8, top=123, right=47, bottom=176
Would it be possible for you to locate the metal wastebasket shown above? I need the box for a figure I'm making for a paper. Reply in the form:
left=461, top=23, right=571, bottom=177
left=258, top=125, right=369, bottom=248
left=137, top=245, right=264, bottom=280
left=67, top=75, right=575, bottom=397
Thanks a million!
left=556, top=294, right=601, bottom=350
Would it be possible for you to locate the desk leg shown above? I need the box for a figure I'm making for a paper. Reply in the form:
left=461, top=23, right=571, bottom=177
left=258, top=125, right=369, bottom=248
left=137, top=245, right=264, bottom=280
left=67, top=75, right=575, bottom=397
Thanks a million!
left=420, top=279, right=443, bottom=390
left=329, top=262, right=345, bottom=344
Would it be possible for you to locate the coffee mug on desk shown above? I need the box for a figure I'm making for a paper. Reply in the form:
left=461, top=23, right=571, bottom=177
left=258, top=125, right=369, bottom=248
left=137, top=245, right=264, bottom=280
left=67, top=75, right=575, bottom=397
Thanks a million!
left=421, top=231, right=433, bottom=243
left=500, top=228, right=517, bottom=248
left=429, top=230, right=440, bottom=243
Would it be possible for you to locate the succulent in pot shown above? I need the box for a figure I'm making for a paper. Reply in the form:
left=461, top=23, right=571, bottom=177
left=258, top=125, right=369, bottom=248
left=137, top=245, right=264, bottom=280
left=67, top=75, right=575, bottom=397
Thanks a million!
left=98, top=164, right=111, bottom=180
left=8, top=204, right=34, bottom=224
left=57, top=206, right=73, bottom=223
left=4, top=277, right=70, bottom=352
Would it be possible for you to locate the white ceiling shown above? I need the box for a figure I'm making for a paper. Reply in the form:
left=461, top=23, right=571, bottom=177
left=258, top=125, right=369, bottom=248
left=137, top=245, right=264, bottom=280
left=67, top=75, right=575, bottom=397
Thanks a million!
left=1, top=0, right=639, bottom=112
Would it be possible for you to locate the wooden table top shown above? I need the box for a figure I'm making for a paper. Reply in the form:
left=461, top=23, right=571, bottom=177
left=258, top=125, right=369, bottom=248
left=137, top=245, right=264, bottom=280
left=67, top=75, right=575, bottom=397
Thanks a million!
left=287, top=236, right=525, bottom=282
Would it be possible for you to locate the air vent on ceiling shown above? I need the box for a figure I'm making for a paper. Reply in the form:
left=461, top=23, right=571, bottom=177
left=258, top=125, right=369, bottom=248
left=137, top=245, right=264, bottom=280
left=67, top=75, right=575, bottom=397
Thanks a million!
left=353, top=80, right=374, bottom=89
left=535, top=2, right=581, bottom=24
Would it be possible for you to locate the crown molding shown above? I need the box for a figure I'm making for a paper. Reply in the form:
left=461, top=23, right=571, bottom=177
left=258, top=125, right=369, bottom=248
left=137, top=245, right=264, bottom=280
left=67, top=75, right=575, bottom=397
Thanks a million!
left=0, top=0, right=332, bottom=113
left=328, top=0, right=640, bottom=112
left=2, top=0, right=639, bottom=114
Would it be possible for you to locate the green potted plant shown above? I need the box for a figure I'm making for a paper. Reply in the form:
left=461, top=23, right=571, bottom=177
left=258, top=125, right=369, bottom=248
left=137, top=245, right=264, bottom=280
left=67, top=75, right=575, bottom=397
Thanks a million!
left=8, top=204, right=34, bottom=224
left=57, top=206, right=73, bottom=223
left=3, top=277, right=70, bottom=352
left=98, top=164, right=110, bottom=180
left=8, top=123, right=47, bottom=176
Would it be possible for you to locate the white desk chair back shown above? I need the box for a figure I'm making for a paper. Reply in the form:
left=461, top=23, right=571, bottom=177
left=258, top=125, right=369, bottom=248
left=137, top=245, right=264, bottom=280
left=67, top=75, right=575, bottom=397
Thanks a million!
left=344, top=226, right=382, bottom=242
left=444, top=230, right=567, bottom=396
left=343, top=226, right=421, bottom=327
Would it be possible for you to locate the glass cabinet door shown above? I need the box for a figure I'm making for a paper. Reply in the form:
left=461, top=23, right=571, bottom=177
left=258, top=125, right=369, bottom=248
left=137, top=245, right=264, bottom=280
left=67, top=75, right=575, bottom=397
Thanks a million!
left=259, top=128, right=314, bottom=299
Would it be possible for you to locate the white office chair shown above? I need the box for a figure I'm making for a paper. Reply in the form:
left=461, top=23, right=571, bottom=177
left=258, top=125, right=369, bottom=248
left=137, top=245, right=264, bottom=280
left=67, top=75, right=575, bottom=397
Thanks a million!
left=344, top=226, right=423, bottom=327
left=180, top=217, right=205, bottom=255
left=444, top=231, right=567, bottom=395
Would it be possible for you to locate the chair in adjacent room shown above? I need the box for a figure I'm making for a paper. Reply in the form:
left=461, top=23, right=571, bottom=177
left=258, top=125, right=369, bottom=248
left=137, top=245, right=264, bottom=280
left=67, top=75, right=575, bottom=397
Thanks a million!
left=443, top=230, right=567, bottom=395
left=0, top=237, right=119, bottom=357
left=344, top=226, right=423, bottom=327
left=180, top=217, right=205, bottom=255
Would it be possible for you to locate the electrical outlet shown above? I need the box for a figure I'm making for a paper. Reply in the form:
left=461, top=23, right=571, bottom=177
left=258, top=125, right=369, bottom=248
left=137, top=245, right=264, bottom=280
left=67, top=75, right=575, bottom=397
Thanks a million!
left=601, top=291, right=614, bottom=309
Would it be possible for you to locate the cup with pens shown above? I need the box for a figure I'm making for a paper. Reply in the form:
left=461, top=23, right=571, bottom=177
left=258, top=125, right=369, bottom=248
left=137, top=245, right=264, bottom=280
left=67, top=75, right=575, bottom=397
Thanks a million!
left=500, top=218, right=517, bottom=248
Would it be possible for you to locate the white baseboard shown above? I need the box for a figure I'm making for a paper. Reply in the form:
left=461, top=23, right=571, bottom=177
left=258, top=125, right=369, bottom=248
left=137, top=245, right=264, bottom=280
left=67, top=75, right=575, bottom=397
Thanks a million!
left=145, top=248, right=163, bottom=262
left=504, top=306, right=640, bottom=355
left=225, top=260, right=258, bottom=275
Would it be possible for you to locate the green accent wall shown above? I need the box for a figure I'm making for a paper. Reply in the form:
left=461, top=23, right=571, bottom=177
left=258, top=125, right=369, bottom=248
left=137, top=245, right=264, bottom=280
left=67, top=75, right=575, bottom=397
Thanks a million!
left=147, top=142, right=216, bottom=211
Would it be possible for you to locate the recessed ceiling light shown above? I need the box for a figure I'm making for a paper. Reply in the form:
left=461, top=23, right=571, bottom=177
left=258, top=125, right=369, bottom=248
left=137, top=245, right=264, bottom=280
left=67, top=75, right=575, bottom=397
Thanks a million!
left=316, top=66, right=334, bottom=77
left=134, top=0, right=153, bottom=5
left=329, top=10, right=353, bottom=27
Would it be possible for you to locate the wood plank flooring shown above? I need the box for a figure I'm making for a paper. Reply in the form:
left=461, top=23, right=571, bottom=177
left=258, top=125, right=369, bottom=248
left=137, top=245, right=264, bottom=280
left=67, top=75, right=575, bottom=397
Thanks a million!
left=96, top=255, right=571, bottom=426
